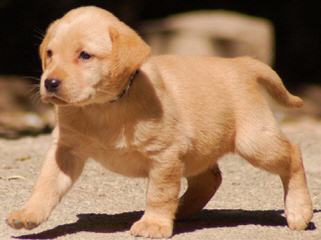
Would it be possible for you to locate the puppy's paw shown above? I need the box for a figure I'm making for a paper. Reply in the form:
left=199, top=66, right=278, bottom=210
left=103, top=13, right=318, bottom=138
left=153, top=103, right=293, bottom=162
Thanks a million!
left=286, top=206, right=313, bottom=230
left=6, top=208, right=46, bottom=230
left=285, top=197, right=313, bottom=230
left=130, top=217, right=173, bottom=238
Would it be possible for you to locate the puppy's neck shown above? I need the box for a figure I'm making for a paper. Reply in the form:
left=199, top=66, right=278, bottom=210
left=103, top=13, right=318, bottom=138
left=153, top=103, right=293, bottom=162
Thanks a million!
left=109, top=70, right=139, bottom=103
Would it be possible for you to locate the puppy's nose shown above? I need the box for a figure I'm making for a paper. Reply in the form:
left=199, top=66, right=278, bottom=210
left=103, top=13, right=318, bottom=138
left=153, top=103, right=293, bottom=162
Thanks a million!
left=45, top=78, right=61, bottom=92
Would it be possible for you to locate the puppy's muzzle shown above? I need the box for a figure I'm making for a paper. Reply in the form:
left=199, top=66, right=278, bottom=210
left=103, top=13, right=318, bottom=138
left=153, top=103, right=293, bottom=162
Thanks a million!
left=45, top=78, right=61, bottom=92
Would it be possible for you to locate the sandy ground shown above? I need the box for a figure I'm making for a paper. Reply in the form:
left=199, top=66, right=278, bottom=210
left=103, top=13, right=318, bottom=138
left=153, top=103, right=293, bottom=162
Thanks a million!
left=1, top=119, right=320, bottom=240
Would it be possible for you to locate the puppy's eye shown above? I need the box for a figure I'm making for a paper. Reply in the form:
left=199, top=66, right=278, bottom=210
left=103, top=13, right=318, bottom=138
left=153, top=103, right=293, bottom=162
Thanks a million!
left=47, top=49, right=53, bottom=58
left=79, top=51, right=92, bottom=60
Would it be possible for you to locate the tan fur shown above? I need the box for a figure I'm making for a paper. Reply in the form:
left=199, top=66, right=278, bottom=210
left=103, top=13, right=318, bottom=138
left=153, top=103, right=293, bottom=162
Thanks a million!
left=6, top=6, right=313, bottom=238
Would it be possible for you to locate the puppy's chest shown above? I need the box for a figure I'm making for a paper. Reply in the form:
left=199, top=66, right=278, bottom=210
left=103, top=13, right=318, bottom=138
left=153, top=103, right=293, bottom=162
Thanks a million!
left=84, top=123, right=166, bottom=177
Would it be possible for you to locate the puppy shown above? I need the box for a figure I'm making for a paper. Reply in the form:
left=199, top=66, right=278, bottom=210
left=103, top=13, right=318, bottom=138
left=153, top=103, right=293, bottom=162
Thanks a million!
left=6, top=6, right=313, bottom=238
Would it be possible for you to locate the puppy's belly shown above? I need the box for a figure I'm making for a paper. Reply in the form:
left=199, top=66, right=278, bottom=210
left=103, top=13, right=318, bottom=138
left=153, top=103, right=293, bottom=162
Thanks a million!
left=93, top=150, right=150, bottom=178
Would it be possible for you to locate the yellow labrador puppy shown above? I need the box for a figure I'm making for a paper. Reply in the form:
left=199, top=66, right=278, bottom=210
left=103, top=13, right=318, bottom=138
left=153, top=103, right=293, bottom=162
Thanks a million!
left=6, top=6, right=313, bottom=238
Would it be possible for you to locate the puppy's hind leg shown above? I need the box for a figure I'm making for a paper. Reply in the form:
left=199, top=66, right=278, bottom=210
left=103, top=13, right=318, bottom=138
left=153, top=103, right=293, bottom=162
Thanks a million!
left=280, top=143, right=313, bottom=230
left=176, top=164, right=222, bottom=220
left=235, top=118, right=313, bottom=230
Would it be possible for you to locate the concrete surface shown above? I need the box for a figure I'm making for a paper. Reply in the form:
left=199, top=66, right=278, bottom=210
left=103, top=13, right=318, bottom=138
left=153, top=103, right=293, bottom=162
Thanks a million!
left=1, top=119, right=320, bottom=240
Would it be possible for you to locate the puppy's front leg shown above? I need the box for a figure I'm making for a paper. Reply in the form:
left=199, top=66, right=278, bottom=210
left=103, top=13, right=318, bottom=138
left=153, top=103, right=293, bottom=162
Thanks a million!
left=6, top=138, right=85, bottom=230
left=130, top=154, right=183, bottom=238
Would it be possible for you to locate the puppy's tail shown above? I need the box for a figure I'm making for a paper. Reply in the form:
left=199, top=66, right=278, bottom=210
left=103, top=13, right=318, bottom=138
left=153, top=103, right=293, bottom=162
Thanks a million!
left=243, top=57, right=303, bottom=108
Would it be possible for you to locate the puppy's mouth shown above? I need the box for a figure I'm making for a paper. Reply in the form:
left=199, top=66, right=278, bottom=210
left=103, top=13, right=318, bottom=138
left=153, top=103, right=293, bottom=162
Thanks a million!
left=42, top=94, right=68, bottom=105
left=42, top=93, right=94, bottom=106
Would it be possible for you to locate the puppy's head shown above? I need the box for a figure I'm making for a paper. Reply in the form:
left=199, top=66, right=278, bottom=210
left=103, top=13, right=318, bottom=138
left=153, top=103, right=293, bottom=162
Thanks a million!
left=39, top=6, right=150, bottom=106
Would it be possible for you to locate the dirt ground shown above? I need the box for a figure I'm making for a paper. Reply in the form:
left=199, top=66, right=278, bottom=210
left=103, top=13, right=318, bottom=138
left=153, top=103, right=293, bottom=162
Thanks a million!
left=1, top=118, right=320, bottom=240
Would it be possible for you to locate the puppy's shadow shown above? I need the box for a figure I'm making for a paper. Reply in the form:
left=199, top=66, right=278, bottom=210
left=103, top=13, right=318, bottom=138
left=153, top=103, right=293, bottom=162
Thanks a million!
left=14, top=209, right=318, bottom=239
left=175, top=209, right=318, bottom=234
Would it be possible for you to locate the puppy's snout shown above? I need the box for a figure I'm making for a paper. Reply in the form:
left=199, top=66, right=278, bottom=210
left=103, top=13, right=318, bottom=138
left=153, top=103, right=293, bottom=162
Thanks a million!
left=45, top=78, right=61, bottom=92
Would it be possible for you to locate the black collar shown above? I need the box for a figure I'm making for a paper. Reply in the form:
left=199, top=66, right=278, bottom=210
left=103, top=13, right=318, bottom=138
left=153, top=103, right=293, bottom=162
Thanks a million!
left=110, top=70, right=139, bottom=103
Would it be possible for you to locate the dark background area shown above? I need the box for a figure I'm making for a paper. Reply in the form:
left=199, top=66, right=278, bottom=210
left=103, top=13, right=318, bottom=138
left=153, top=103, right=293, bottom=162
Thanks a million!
left=0, top=0, right=320, bottom=89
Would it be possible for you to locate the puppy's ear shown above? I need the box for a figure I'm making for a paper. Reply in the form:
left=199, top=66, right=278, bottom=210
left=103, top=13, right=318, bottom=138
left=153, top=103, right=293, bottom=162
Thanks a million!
left=109, top=22, right=151, bottom=78
left=39, top=20, right=60, bottom=70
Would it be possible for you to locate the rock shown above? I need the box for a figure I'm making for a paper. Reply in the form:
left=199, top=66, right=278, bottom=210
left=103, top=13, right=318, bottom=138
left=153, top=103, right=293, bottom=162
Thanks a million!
left=140, top=10, right=274, bottom=65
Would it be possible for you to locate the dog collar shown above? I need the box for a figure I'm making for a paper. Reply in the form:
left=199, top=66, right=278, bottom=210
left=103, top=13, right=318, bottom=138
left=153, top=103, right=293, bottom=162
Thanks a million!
left=110, top=70, right=139, bottom=103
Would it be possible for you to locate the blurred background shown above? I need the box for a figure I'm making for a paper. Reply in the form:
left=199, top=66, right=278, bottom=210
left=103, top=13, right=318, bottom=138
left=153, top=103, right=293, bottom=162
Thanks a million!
left=0, top=0, right=320, bottom=138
